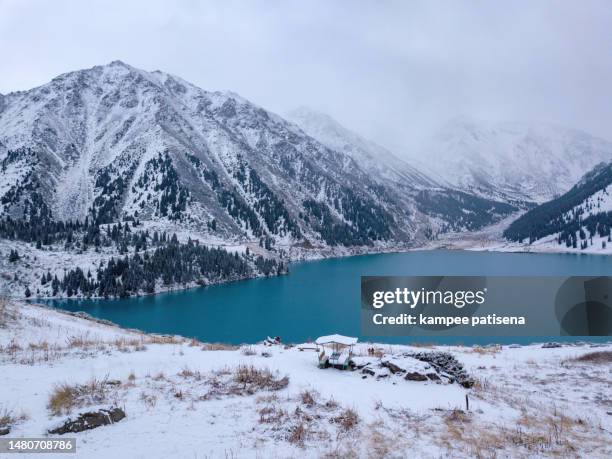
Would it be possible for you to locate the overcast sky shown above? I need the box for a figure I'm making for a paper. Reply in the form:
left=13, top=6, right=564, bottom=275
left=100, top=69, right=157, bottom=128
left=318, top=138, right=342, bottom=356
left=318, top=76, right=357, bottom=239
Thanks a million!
left=1, top=0, right=611, bottom=153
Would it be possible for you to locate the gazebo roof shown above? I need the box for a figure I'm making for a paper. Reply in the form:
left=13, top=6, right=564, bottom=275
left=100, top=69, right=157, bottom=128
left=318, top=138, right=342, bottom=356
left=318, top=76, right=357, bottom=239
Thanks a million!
left=315, top=334, right=358, bottom=346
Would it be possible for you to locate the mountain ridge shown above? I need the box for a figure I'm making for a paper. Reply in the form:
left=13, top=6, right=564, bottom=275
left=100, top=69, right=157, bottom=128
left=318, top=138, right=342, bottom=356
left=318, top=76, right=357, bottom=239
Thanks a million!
left=410, top=116, right=612, bottom=204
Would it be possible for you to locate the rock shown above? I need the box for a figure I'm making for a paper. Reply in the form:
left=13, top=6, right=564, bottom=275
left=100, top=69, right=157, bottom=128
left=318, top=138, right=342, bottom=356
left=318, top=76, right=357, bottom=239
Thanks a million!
left=426, top=372, right=440, bottom=381
left=0, top=427, right=10, bottom=436
left=48, top=407, right=125, bottom=435
left=361, top=367, right=375, bottom=376
left=458, top=378, right=475, bottom=389
left=408, top=351, right=473, bottom=388
left=542, top=342, right=562, bottom=348
left=381, top=360, right=404, bottom=374
left=405, top=372, right=428, bottom=381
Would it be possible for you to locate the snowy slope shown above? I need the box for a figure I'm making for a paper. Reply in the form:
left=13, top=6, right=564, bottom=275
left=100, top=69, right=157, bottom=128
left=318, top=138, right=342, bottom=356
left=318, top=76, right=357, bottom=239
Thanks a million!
left=0, top=61, right=424, bottom=248
left=286, top=106, right=438, bottom=190
left=412, top=116, right=612, bottom=204
left=502, top=161, right=612, bottom=252
left=1, top=301, right=610, bottom=458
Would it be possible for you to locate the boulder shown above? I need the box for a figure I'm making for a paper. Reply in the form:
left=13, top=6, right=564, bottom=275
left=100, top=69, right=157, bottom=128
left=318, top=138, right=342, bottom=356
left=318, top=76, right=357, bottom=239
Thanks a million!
left=48, top=407, right=125, bottom=435
left=405, top=372, right=428, bottom=381
left=381, top=360, right=404, bottom=374
left=0, top=427, right=10, bottom=436
left=361, top=367, right=375, bottom=376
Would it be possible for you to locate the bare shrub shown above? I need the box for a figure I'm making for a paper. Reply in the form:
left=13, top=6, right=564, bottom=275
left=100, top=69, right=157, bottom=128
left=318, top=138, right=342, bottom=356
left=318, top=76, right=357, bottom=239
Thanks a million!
left=177, top=367, right=201, bottom=379
left=139, top=391, right=157, bottom=408
left=258, top=405, right=288, bottom=424
left=445, top=409, right=471, bottom=424
left=332, top=408, right=360, bottom=431
left=256, top=394, right=278, bottom=405
left=324, top=398, right=339, bottom=410
left=287, top=423, right=309, bottom=445
left=152, top=372, right=166, bottom=381
left=300, top=389, right=317, bottom=407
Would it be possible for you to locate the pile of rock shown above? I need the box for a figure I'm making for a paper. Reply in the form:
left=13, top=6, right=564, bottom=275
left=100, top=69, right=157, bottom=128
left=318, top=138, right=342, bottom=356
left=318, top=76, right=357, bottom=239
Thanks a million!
left=408, top=351, right=475, bottom=388
left=353, top=351, right=474, bottom=388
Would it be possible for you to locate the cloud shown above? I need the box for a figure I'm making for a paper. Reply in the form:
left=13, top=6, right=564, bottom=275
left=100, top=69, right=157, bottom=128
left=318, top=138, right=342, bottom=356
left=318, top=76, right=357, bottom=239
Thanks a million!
left=1, top=0, right=611, bottom=152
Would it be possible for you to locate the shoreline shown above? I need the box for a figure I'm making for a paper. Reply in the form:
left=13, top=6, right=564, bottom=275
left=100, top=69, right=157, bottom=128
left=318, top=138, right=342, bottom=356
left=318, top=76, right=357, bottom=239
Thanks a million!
left=17, top=242, right=611, bottom=301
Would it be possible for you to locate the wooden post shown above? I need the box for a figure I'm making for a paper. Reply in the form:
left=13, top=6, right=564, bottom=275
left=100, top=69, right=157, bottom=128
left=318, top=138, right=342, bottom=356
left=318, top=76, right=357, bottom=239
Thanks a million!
left=465, top=394, right=469, bottom=411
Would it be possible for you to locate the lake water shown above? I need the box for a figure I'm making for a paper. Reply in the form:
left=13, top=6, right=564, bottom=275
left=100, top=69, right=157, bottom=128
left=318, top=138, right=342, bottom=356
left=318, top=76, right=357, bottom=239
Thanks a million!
left=45, top=250, right=611, bottom=345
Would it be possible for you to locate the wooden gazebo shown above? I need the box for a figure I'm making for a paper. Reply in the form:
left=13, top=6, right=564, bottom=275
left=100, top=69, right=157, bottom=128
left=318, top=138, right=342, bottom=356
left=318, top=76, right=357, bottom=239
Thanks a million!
left=315, top=334, right=357, bottom=370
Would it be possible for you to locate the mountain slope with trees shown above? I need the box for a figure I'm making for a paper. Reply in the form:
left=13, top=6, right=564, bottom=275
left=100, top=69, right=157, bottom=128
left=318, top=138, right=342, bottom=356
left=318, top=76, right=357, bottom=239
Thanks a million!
left=503, top=161, right=612, bottom=249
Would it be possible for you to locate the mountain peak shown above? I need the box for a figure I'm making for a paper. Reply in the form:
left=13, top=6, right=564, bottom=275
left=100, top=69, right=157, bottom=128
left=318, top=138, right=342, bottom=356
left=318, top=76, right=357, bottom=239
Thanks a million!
left=108, top=59, right=129, bottom=67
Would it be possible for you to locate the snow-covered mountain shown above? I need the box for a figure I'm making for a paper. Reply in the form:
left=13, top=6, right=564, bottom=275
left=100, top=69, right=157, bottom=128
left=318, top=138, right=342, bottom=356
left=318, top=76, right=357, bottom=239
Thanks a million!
left=0, top=61, right=430, bottom=249
left=286, top=107, right=438, bottom=191
left=504, top=160, right=612, bottom=250
left=0, top=62, right=520, bottom=258
left=413, top=117, right=612, bottom=204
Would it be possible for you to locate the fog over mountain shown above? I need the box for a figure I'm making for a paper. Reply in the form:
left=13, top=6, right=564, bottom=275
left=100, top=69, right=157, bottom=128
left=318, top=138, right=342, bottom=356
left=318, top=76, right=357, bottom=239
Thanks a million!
left=408, top=117, right=612, bottom=204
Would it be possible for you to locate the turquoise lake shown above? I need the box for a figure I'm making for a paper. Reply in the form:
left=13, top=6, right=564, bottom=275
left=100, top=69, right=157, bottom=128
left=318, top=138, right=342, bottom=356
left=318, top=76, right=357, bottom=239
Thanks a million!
left=45, top=250, right=611, bottom=345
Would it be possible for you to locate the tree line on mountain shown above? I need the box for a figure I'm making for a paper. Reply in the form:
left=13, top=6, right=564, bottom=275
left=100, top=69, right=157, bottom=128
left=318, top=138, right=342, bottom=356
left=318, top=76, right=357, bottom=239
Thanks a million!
left=302, top=196, right=391, bottom=246
left=415, top=189, right=517, bottom=233
left=0, top=216, right=153, bottom=252
left=39, top=239, right=284, bottom=298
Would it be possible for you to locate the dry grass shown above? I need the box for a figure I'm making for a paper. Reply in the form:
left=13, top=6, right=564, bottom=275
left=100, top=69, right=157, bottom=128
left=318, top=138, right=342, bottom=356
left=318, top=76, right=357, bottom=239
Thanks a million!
left=241, top=345, right=257, bottom=356
left=331, top=408, right=360, bottom=431
left=177, top=366, right=202, bottom=380
left=148, top=335, right=182, bottom=344
left=258, top=405, right=288, bottom=424
left=468, top=345, right=502, bottom=356
left=233, top=365, right=289, bottom=391
left=287, top=423, right=309, bottom=445
left=139, top=391, right=157, bottom=408
left=0, top=297, right=15, bottom=327
left=201, top=343, right=238, bottom=351
left=300, top=389, right=318, bottom=407
left=438, top=401, right=600, bottom=458
left=570, top=350, right=612, bottom=364
left=47, top=377, right=114, bottom=416
left=0, top=407, right=28, bottom=429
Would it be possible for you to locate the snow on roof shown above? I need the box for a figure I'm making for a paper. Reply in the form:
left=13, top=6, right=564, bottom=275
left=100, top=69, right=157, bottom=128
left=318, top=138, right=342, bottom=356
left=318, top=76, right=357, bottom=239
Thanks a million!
left=315, top=334, right=358, bottom=345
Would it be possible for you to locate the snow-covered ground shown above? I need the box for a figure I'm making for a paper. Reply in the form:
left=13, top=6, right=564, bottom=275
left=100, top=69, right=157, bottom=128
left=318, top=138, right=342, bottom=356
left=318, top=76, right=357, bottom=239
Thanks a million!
left=1, top=301, right=610, bottom=458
